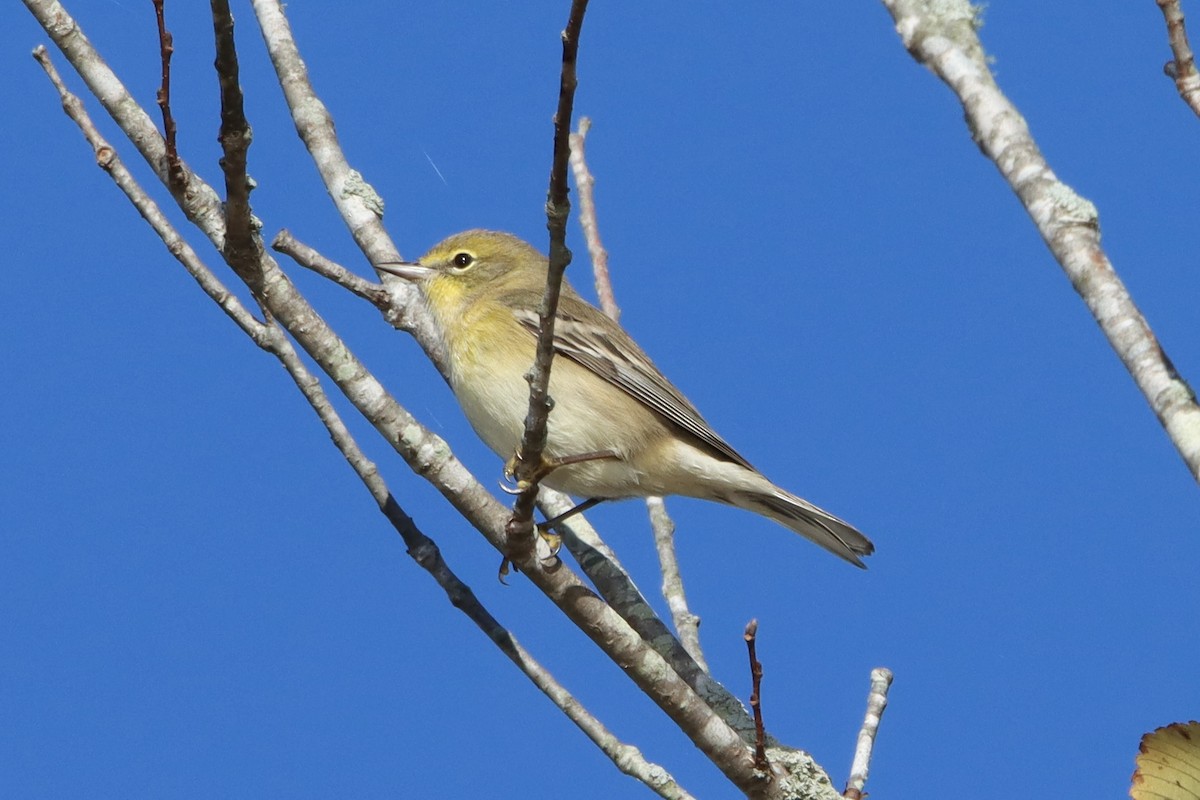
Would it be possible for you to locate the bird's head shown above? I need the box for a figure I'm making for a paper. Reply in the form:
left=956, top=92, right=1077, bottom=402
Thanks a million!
left=377, top=230, right=549, bottom=309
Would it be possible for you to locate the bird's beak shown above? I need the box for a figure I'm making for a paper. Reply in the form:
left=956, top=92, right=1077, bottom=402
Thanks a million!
left=376, top=260, right=434, bottom=281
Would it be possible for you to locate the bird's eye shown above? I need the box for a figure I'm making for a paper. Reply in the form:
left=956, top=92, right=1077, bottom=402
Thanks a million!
left=451, top=252, right=475, bottom=269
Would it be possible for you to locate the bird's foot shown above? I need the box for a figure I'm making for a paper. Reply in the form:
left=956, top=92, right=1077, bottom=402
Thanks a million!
left=500, top=449, right=621, bottom=495
left=497, top=530, right=563, bottom=584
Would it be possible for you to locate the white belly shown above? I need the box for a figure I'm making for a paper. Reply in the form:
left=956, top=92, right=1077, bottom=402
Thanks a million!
left=450, top=353, right=656, bottom=498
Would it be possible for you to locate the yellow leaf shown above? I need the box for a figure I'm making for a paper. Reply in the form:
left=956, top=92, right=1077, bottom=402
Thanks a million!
left=1131, top=721, right=1200, bottom=800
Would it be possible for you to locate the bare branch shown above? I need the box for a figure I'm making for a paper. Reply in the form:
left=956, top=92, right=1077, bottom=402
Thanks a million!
left=25, top=1, right=228, bottom=233
left=844, top=668, right=893, bottom=800
left=568, top=117, right=618, bottom=319
left=1157, top=0, right=1200, bottom=118
left=882, top=0, right=1200, bottom=483
left=507, top=0, right=591, bottom=559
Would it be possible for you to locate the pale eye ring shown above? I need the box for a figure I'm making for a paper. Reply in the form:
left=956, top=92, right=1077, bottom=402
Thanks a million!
left=452, top=252, right=475, bottom=269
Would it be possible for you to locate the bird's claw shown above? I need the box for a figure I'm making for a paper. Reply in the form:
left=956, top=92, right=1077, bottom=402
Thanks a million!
left=537, top=524, right=562, bottom=556
left=500, top=451, right=552, bottom=495
left=496, top=528, right=562, bottom=583
left=499, top=456, right=521, bottom=494
left=534, top=527, right=563, bottom=573
left=498, top=476, right=524, bottom=496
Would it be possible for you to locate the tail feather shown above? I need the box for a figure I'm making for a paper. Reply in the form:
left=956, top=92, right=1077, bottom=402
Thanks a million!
left=732, top=490, right=874, bottom=568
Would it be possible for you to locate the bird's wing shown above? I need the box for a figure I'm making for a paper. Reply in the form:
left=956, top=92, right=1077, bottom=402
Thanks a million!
left=511, top=298, right=754, bottom=469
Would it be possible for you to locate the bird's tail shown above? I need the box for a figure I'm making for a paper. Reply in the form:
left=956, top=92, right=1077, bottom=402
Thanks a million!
left=730, top=489, right=874, bottom=568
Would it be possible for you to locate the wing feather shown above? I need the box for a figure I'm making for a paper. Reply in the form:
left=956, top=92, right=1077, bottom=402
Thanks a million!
left=511, top=298, right=753, bottom=469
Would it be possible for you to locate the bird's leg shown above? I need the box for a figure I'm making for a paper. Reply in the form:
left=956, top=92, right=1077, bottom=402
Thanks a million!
left=516, top=450, right=618, bottom=549
left=496, top=450, right=619, bottom=582
left=499, top=449, right=621, bottom=495
left=536, top=496, right=608, bottom=550
left=539, top=495, right=607, bottom=530
left=497, top=496, right=608, bottom=582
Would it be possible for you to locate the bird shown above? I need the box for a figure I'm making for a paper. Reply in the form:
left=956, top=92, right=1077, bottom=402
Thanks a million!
left=377, top=230, right=873, bottom=567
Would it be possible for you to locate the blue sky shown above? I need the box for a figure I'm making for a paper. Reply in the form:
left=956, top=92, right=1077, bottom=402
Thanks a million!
left=3, top=2, right=1198, bottom=798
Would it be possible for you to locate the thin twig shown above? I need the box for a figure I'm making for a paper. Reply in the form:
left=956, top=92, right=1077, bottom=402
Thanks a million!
left=507, top=0, right=591, bottom=560
left=272, top=229, right=386, bottom=303
left=648, top=498, right=707, bottom=670
left=844, top=668, right=893, bottom=800
left=568, top=117, right=617, bottom=319
left=1157, top=0, right=1200, bottom=118
left=151, top=0, right=184, bottom=189
left=883, top=0, right=1200, bottom=483
left=744, top=620, right=769, bottom=773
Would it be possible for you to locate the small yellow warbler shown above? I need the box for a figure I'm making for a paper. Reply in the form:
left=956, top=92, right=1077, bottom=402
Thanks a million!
left=379, top=230, right=873, bottom=567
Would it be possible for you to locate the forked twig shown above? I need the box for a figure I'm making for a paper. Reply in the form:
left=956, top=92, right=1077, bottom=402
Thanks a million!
left=1157, top=0, right=1200, bottom=118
